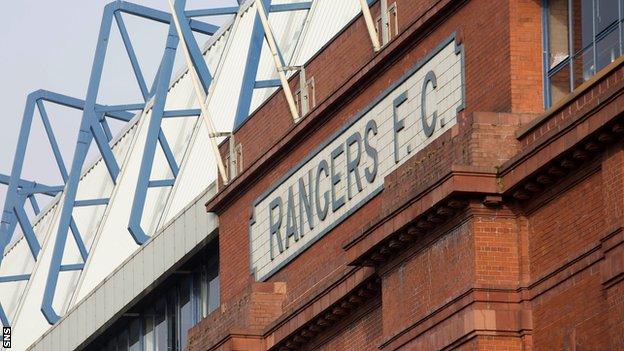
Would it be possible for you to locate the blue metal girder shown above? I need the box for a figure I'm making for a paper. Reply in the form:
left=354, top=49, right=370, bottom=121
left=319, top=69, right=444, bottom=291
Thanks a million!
left=127, top=23, right=180, bottom=246
left=110, top=1, right=219, bottom=36
left=28, top=195, right=40, bottom=215
left=158, top=129, right=179, bottom=177
left=148, top=179, right=175, bottom=188
left=0, top=304, right=7, bottom=327
left=255, top=79, right=281, bottom=88
left=40, top=2, right=119, bottom=323
left=94, top=103, right=146, bottom=113
left=14, top=205, right=41, bottom=259
left=69, top=217, right=89, bottom=262
left=270, top=2, right=312, bottom=12
left=100, top=115, right=114, bottom=142
left=114, top=11, right=150, bottom=100
left=185, top=7, right=239, bottom=17
left=59, top=263, right=85, bottom=272
left=163, top=108, right=202, bottom=117
left=0, top=0, right=227, bottom=327
left=36, top=101, right=69, bottom=181
left=0, top=174, right=63, bottom=197
left=34, top=90, right=134, bottom=122
left=1, top=94, right=38, bottom=257
left=234, top=0, right=273, bottom=128
left=0, top=274, right=30, bottom=284
left=174, top=0, right=213, bottom=92
left=74, top=198, right=110, bottom=207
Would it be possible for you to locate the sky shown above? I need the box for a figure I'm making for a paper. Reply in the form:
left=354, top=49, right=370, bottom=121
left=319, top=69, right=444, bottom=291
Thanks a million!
left=0, top=0, right=235, bottom=224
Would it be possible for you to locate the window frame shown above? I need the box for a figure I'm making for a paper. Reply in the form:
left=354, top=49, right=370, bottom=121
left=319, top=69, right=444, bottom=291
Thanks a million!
left=543, top=0, right=624, bottom=107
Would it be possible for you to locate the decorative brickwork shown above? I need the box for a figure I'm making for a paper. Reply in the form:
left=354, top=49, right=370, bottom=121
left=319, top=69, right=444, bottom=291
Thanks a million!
left=194, top=1, right=624, bottom=350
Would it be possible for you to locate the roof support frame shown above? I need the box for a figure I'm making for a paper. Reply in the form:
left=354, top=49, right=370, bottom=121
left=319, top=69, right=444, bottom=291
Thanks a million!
left=36, top=1, right=219, bottom=325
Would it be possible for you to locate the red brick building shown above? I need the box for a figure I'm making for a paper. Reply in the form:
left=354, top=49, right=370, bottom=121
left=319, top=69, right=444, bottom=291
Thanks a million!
left=192, top=0, right=624, bottom=350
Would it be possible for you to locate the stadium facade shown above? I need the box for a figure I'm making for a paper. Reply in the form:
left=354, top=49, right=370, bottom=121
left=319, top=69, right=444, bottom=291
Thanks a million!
left=1, top=0, right=624, bottom=350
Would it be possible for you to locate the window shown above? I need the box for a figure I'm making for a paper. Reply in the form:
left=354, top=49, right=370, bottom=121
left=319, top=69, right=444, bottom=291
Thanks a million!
left=89, top=243, right=219, bottom=351
left=544, top=0, right=623, bottom=106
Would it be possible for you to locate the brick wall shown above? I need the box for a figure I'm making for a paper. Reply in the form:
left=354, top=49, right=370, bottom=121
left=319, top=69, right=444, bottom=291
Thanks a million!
left=195, top=0, right=624, bottom=350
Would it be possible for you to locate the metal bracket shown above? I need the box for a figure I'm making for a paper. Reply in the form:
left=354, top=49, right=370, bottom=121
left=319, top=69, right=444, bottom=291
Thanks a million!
left=359, top=0, right=390, bottom=52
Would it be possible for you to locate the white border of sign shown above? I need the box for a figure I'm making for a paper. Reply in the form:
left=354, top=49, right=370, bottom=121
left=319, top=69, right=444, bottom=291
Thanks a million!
left=249, top=34, right=465, bottom=281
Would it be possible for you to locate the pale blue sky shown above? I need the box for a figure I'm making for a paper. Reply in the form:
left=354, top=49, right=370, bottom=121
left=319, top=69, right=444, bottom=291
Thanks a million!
left=0, top=1, right=234, bottom=215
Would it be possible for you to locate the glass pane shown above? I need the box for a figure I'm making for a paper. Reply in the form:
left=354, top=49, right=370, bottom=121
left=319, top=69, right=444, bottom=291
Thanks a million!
left=117, top=330, right=129, bottom=351
left=595, top=0, right=619, bottom=34
left=105, top=338, right=117, bottom=351
left=208, top=276, right=220, bottom=314
left=154, top=299, right=167, bottom=351
left=179, top=277, right=193, bottom=351
left=129, top=319, right=141, bottom=351
left=550, top=63, right=572, bottom=103
left=143, top=314, right=155, bottom=351
left=596, top=26, right=621, bottom=71
left=549, top=0, right=571, bottom=68
left=167, top=291, right=177, bottom=351
left=193, top=270, right=203, bottom=321
left=571, top=0, right=594, bottom=52
left=573, top=45, right=594, bottom=87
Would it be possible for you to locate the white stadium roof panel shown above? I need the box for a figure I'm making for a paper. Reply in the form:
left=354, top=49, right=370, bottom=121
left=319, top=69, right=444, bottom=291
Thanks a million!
left=0, top=1, right=371, bottom=349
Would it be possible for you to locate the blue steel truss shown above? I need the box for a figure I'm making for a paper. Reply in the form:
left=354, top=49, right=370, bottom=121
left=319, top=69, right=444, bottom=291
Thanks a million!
left=0, top=0, right=326, bottom=328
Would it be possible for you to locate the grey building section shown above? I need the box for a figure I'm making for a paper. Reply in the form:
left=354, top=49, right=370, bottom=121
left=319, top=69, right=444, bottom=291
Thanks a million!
left=28, top=184, right=218, bottom=351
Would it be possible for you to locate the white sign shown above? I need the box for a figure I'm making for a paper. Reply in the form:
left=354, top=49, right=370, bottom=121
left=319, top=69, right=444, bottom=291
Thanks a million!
left=249, top=36, right=464, bottom=281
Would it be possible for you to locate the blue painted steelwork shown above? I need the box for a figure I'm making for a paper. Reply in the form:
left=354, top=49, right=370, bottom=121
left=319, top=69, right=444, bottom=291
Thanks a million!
left=114, top=11, right=150, bottom=100
left=185, top=7, right=240, bottom=17
left=59, top=263, right=85, bottom=272
left=148, top=179, right=176, bottom=188
left=270, top=2, right=312, bottom=12
left=0, top=0, right=327, bottom=328
left=0, top=274, right=30, bottom=284
left=94, top=103, right=146, bottom=113
left=126, top=0, right=246, bottom=256
left=174, top=0, right=213, bottom=92
left=74, top=199, right=110, bottom=207
left=163, top=108, right=202, bottom=117
left=255, top=79, right=282, bottom=88
left=234, top=0, right=273, bottom=128
left=127, top=22, right=180, bottom=247
left=233, top=0, right=317, bottom=128
left=0, top=0, right=230, bottom=327
left=0, top=89, right=132, bottom=267
left=35, top=1, right=223, bottom=325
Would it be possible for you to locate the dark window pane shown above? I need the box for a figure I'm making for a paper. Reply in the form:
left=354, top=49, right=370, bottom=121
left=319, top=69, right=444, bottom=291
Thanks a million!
left=167, top=290, right=177, bottom=351
left=143, top=313, right=155, bottom=351
left=179, top=277, right=193, bottom=350
left=571, top=0, right=594, bottom=52
left=596, top=26, right=621, bottom=71
left=549, top=0, right=571, bottom=68
left=550, top=63, right=572, bottom=103
left=129, top=319, right=141, bottom=351
left=154, top=298, right=167, bottom=351
left=193, top=270, right=203, bottom=320
left=595, top=0, right=619, bottom=34
left=105, top=338, right=117, bottom=351
left=117, top=330, right=129, bottom=351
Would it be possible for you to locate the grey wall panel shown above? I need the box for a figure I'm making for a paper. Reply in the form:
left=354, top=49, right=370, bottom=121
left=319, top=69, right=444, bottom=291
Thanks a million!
left=142, top=241, right=154, bottom=291
left=175, top=214, right=187, bottom=263
left=153, top=230, right=165, bottom=279
left=28, top=184, right=218, bottom=350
